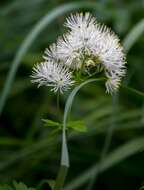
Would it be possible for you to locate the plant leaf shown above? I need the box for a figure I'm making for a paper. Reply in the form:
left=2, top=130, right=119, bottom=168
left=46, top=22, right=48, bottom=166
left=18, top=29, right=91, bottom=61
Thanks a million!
left=0, top=184, right=13, bottom=190
left=42, top=119, right=87, bottom=132
left=13, top=181, right=35, bottom=190
left=42, top=119, right=60, bottom=128
left=0, top=182, right=35, bottom=190
left=67, top=120, right=87, bottom=132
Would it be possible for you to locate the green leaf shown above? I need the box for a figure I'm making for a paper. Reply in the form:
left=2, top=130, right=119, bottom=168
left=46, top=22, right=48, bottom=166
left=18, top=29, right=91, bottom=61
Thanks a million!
left=42, top=119, right=60, bottom=128
left=0, top=182, right=35, bottom=190
left=67, top=120, right=87, bottom=132
left=42, top=119, right=87, bottom=132
left=0, top=184, right=13, bottom=190
left=13, top=181, right=35, bottom=190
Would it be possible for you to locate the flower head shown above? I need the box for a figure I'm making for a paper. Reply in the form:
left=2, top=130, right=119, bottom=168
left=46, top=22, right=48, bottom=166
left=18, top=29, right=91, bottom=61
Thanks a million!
left=41, top=12, right=126, bottom=94
left=31, top=61, right=74, bottom=93
left=43, top=43, right=59, bottom=61
left=105, top=77, right=121, bottom=94
left=43, top=13, right=126, bottom=93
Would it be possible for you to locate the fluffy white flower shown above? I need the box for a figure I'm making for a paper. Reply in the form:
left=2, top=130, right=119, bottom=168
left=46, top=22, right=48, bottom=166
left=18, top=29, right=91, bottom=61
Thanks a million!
left=43, top=12, right=126, bottom=94
left=56, top=13, right=101, bottom=70
left=31, top=61, right=74, bottom=93
left=105, top=77, right=121, bottom=94
left=64, top=12, right=96, bottom=31
left=43, top=43, right=59, bottom=61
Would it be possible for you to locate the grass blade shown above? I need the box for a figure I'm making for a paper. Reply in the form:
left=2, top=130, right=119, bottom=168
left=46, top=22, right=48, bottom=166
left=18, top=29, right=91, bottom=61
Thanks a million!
left=123, top=19, right=144, bottom=53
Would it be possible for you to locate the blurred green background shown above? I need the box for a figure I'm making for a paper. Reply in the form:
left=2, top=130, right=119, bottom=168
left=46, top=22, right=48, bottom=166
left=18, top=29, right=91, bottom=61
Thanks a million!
left=0, top=0, right=144, bottom=190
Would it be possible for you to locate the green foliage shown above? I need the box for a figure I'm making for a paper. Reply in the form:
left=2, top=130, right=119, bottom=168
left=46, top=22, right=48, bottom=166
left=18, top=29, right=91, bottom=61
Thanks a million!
left=13, top=182, right=35, bottom=190
left=0, top=184, right=13, bottom=190
left=43, top=119, right=87, bottom=132
left=0, top=182, right=35, bottom=190
left=42, top=119, right=60, bottom=128
left=67, top=120, right=87, bottom=132
left=139, top=186, right=144, bottom=190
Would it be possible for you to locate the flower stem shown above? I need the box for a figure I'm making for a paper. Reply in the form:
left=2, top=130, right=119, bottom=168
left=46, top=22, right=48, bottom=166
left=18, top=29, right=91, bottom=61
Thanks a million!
left=53, top=131, right=69, bottom=190
left=54, top=92, right=69, bottom=190
left=54, top=165, right=68, bottom=190
left=57, top=92, right=60, bottom=121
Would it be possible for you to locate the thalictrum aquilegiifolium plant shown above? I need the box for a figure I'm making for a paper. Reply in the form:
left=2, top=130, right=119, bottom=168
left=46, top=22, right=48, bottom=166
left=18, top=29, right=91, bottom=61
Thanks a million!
left=31, top=12, right=126, bottom=190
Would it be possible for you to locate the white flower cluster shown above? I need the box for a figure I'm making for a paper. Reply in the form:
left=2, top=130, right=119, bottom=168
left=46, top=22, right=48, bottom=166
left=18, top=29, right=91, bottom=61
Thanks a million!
left=31, top=61, right=74, bottom=93
left=31, top=12, right=126, bottom=94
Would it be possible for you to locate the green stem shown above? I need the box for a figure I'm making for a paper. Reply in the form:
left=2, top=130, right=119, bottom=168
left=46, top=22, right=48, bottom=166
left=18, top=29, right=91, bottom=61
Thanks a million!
left=54, top=78, right=105, bottom=190
left=53, top=130, right=69, bottom=190
left=57, top=92, right=60, bottom=121
left=54, top=92, right=69, bottom=190
left=54, top=165, right=68, bottom=190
